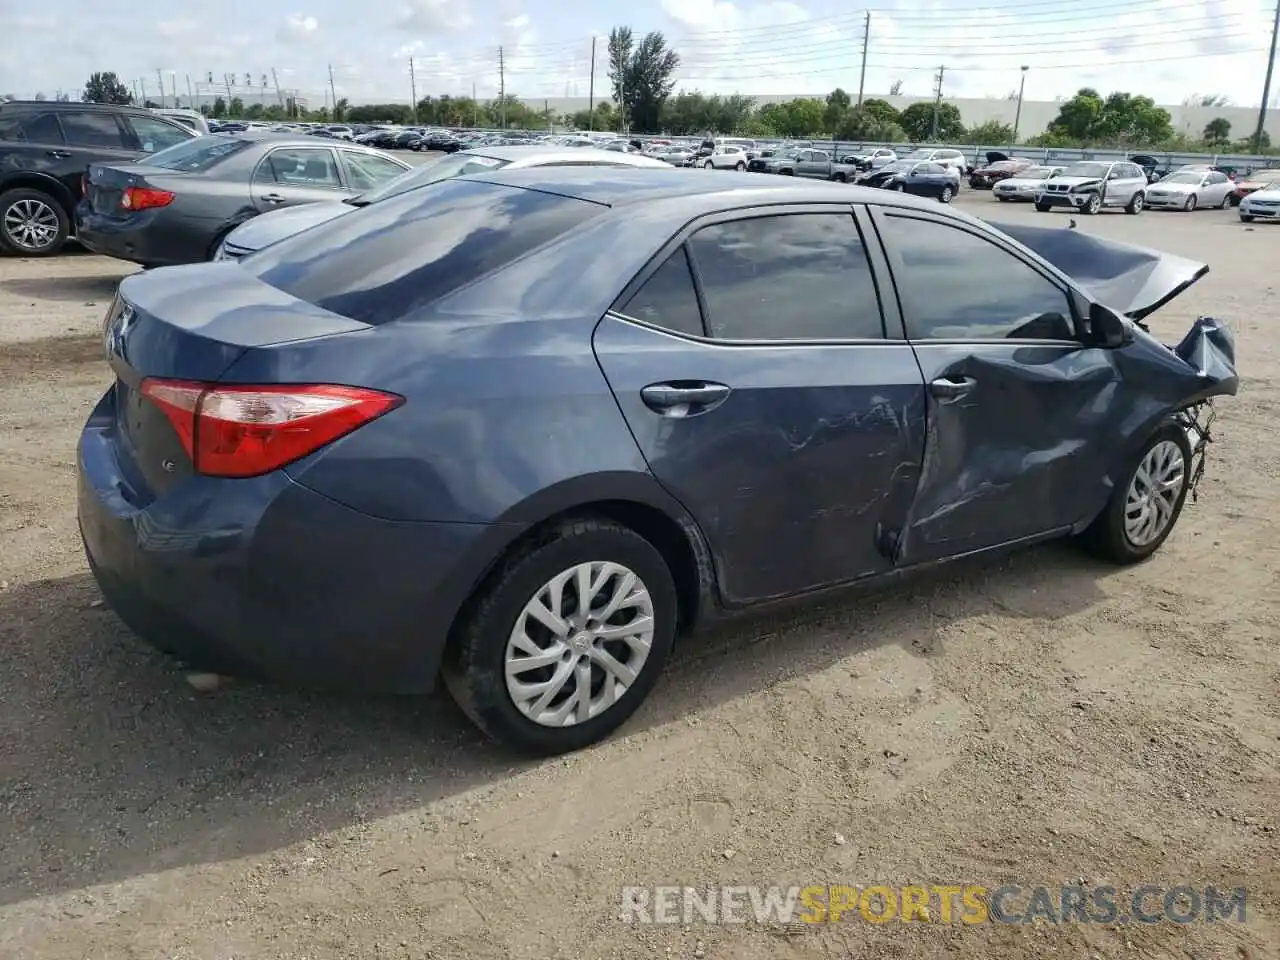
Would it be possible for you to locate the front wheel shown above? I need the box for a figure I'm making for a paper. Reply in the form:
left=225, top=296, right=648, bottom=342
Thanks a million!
left=939, top=185, right=954, bottom=203
left=442, top=518, right=678, bottom=755
left=735, top=161, right=746, bottom=172
left=1079, top=425, right=1192, bottom=564
left=1184, top=193, right=1197, bottom=212
left=1084, top=193, right=1103, bottom=215
left=1035, top=201, right=1051, bottom=212
left=1241, top=214, right=1255, bottom=222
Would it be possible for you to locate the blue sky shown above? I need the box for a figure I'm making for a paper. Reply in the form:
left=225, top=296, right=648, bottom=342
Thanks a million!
left=2, top=0, right=1277, bottom=107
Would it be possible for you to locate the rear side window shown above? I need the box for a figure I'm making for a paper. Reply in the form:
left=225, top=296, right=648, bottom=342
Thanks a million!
left=59, top=111, right=126, bottom=148
left=687, top=213, right=884, bottom=341
left=617, top=247, right=705, bottom=337
left=126, top=115, right=192, bottom=153
left=0, top=112, right=65, bottom=143
left=246, top=178, right=603, bottom=325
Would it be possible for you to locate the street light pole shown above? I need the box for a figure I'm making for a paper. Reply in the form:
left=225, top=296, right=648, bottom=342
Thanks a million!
left=1013, top=66, right=1029, bottom=143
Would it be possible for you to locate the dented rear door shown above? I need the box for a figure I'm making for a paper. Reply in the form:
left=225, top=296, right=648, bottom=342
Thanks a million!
left=869, top=208, right=1118, bottom=564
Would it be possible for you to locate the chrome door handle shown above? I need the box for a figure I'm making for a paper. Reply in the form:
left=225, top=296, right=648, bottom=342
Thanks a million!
left=261, top=193, right=286, bottom=204
left=929, top=376, right=976, bottom=399
left=640, top=381, right=731, bottom=417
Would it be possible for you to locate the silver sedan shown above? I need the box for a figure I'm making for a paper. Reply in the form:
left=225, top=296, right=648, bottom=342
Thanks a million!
left=1144, top=170, right=1234, bottom=211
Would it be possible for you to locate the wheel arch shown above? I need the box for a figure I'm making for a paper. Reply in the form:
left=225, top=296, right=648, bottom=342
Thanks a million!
left=446, top=472, right=720, bottom=665
left=0, top=172, right=76, bottom=217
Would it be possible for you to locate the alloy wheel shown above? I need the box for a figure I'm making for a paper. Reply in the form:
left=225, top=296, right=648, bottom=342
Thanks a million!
left=3, top=198, right=60, bottom=252
left=504, top=561, right=655, bottom=727
left=1123, top=440, right=1186, bottom=547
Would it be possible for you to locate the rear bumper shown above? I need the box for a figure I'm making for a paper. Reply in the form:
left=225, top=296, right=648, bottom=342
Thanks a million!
left=75, top=203, right=221, bottom=267
left=77, top=389, right=512, bottom=693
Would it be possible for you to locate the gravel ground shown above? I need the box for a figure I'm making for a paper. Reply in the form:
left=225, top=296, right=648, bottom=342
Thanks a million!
left=1, top=189, right=1278, bottom=959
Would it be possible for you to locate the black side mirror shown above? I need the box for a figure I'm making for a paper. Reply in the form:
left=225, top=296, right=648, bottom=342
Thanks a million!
left=1090, top=302, right=1134, bottom=348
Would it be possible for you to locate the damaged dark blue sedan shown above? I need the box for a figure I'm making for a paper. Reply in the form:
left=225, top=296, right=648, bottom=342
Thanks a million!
left=77, top=168, right=1238, bottom=754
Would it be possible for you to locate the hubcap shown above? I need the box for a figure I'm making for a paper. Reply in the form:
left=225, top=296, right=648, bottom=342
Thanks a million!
left=1123, top=440, right=1185, bottom=547
left=3, top=198, right=59, bottom=251
left=504, top=561, right=655, bottom=727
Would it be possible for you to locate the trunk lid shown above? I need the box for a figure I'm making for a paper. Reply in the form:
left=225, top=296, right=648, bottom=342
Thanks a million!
left=85, top=162, right=187, bottom=216
left=104, top=263, right=371, bottom=497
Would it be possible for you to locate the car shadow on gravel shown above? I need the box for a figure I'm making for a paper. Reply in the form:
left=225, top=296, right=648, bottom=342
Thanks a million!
left=0, top=542, right=1110, bottom=905
left=0, top=273, right=128, bottom=303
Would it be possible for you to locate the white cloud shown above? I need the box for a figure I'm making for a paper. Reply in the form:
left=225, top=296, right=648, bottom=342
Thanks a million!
left=398, top=0, right=471, bottom=33
left=277, top=13, right=319, bottom=43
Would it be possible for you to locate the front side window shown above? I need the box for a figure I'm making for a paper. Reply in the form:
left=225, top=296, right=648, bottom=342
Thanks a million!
left=16, top=112, right=64, bottom=143
left=342, top=152, right=407, bottom=191
left=686, top=213, right=883, bottom=341
left=59, top=111, right=125, bottom=148
left=879, top=215, right=1075, bottom=342
left=126, top=115, right=192, bottom=153
left=617, top=246, right=704, bottom=337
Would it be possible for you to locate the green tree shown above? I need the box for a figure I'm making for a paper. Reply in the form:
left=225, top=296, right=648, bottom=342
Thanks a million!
left=1048, top=88, right=1105, bottom=141
left=967, top=119, right=1017, bottom=144
left=1094, top=92, right=1172, bottom=145
left=1203, top=117, right=1232, bottom=146
left=899, top=101, right=964, bottom=142
left=608, top=26, right=680, bottom=133
left=824, top=88, right=851, bottom=133
left=570, top=101, right=618, bottom=130
left=228, top=97, right=244, bottom=118
left=861, top=98, right=901, bottom=126
left=757, top=98, right=826, bottom=137
left=83, top=71, right=132, bottom=105
left=659, top=91, right=755, bottom=135
left=211, top=96, right=227, bottom=118
left=333, top=97, right=349, bottom=122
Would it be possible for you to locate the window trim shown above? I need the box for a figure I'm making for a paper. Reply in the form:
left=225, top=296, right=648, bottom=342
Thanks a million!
left=608, top=202, right=895, bottom=346
left=252, top=145, right=347, bottom=190
left=865, top=206, right=1086, bottom=346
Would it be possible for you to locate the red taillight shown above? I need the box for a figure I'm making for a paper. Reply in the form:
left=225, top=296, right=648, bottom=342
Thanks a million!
left=139, top=379, right=402, bottom=478
left=120, top=186, right=175, bottom=212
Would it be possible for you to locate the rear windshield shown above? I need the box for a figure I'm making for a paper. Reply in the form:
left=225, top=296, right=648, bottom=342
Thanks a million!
left=352, top=151, right=509, bottom=204
left=142, top=136, right=251, bottom=171
left=245, top=178, right=603, bottom=325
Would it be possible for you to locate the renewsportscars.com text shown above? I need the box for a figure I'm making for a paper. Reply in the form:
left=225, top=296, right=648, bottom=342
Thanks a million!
left=620, top=884, right=1248, bottom=925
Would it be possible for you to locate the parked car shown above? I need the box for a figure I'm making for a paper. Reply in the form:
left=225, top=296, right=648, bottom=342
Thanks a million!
left=859, top=159, right=960, bottom=202
left=0, top=99, right=197, bottom=255
left=898, top=147, right=969, bottom=176
left=152, top=108, right=211, bottom=136
left=1035, top=160, right=1148, bottom=215
left=1143, top=170, right=1234, bottom=211
left=77, top=167, right=1236, bottom=754
left=968, top=154, right=1034, bottom=189
left=844, top=148, right=896, bottom=172
left=75, top=133, right=410, bottom=267
left=1238, top=183, right=1280, bottom=221
left=696, top=146, right=749, bottom=171
left=992, top=165, right=1064, bottom=202
left=1228, top=168, right=1280, bottom=206
left=755, top=148, right=858, bottom=182
left=213, top=144, right=673, bottom=259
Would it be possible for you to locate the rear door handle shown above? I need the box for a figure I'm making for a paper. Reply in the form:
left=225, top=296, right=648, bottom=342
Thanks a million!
left=46, top=150, right=71, bottom=159
left=929, top=376, right=977, bottom=399
left=640, top=381, right=731, bottom=417
left=261, top=193, right=286, bottom=204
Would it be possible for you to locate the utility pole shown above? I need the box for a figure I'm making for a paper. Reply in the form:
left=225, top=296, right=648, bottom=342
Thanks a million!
left=140, top=77, right=148, bottom=106
left=498, top=46, right=506, bottom=128
left=271, top=68, right=284, bottom=107
left=186, top=74, right=194, bottom=107
left=472, top=82, right=478, bottom=126
left=930, top=65, right=945, bottom=141
left=588, top=36, right=597, bottom=131
left=223, top=73, right=233, bottom=105
left=409, top=57, right=418, bottom=121
left=170, top=73, right=179, bottom=108
left=1254, top=1, right=1280, bottom=152
left=1013, top=66, right=1029, bottom=143
left=156, top=69, right=165, bottom=107
left=857, top=12, right=870, bottom=107
left=328, top=64, right=338, bottom=117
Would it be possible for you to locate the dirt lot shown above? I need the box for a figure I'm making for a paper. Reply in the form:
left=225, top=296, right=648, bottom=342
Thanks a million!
left=1, top=195, right=1277, bottom=959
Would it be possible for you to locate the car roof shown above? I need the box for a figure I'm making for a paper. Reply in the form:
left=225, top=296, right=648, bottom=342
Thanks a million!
left=0, top=99, right=146, bottom=113
left=206, top=131, right=395, bottom=154
left=458, top=164, right=968, bottom=216
left=470, top=145, right=670, bottom=168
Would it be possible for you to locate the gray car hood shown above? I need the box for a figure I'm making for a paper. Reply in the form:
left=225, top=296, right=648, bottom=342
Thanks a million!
left=991, top=221, right=1209, bottom=322
left=225, top=201, right=354, bottom=253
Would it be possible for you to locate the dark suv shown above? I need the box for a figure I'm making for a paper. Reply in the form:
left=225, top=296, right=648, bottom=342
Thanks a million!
left=0, top=101, right=196, bottom=256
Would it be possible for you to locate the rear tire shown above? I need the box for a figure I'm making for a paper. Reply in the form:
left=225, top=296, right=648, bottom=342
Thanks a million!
left=1125, top=192, right=1144, bottom=214
left=0, top=187, right=69, bottom=256
left=939, top=185, right=954, bottom=203
left=442, top=518, right=678, bottom=755
left=735, top=161, right=746, bottom=171
left=1184, top=194, right=1197, bottom=212
left=1079, top=424, right=1192, bottom=564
